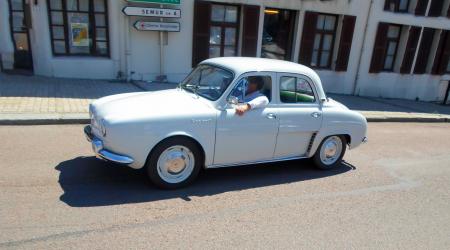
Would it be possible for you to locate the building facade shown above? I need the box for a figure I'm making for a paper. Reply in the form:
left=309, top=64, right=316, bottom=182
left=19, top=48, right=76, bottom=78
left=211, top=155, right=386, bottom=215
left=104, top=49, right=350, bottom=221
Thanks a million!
left=1, top=0, right=450, bottom=102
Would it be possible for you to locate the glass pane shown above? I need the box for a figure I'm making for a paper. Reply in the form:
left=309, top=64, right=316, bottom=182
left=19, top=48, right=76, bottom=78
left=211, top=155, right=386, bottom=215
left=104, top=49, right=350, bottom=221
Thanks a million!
left=96, top=28, right=107, bottom=41
left=49, top=0, right=62, bottom=10
left=324, top=15, right=336, bottom=31
left=66, top=0, right=78, bottom=11
left=387, top=26, right=400, bottom=38
left=322, top=34, right=333, bottom=50
left=261, top=9, right=294, bottom=60
left=96, top=41, right=108, bottom=55
left=223, top=46, right=236, bottom=56
left=225, top=6, right=238, bottom=23
left=53, top=40, right=66, bottom=54
left=296, top=79, right=315, bottom=103
left=52, top=26, right=65, bottom=39
left=446, top=60, right=450, bottom=73
left=311, top=50, right=318, bottom=67
left=95, top=14, right=106, bottom=26
left=51, top=11, right=64, bottom=25
left=13, top=33, right=28, bottom=51
left=313, top=34, right=321, bottom=50
left=316, top=15, right=325, bottom=30
left=319, top=51, right=330, bottom=67
left=399, top=0, right=409, bottom=10
left=209, top=46, right=220, bottom=58
left=386, top=41, right=397, bottom=56
left=11, top=0, right=23, bottom=10
left=209, top=26, right=221, bottom=45
left=211, top=5, right=225, bottom=22
left=384, top=55, right=394, bottom=69
left=79, top=0, right=89, bottom=11
left=94, top=0, right=106, bottom=12
left=224, top=28, right=236, bottom=46
left=12, top=12, right=25, bottom=32
left=280, top=76, right=296, bottom=103
left=67, top=13, right=91, bottom=54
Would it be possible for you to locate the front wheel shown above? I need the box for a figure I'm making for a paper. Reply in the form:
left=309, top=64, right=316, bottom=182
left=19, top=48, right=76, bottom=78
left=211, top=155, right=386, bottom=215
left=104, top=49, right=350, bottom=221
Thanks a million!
left=146, top=138, right=202, bottom=189
left=313, top=135, right=347, bottom=170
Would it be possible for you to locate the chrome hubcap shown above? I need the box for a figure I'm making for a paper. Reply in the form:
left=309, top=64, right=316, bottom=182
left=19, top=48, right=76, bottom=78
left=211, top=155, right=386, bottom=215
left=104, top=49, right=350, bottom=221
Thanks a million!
left=157, top=146, right=195, bottom=184
left=320, top=136, right=343, bottom=165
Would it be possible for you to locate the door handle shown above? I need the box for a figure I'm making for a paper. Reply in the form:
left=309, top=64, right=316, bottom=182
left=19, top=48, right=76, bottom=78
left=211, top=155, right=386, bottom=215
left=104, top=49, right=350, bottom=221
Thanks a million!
left=266, top=113, right=277, bottom=119
left=311, top=112, right=322, bottom=118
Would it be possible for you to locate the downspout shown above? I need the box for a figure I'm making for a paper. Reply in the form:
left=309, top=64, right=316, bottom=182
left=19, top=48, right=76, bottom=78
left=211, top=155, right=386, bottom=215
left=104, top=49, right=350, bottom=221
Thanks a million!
left=352, top=0, right=374, bottom=95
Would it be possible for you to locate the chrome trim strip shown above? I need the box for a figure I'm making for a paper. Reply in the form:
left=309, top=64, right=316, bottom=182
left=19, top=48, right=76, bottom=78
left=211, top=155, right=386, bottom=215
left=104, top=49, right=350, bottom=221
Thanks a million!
left=206, top=155, right=308, bottom=169
left=97, top=149, right=134, bottom=164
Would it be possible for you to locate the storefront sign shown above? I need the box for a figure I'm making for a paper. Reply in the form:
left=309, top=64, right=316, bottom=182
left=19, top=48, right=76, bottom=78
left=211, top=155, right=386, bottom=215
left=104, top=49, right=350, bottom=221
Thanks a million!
left=122, top=6, right=181, bottom=18
left=126, top=0, right=180, bottom=5
left=70, top=23, right=89, bottom=46
left=134, top=21, right=180, bottom=32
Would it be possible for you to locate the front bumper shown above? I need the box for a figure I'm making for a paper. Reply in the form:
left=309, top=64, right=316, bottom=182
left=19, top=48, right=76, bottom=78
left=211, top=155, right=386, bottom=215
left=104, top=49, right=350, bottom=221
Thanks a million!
left=84, top=125, right=134, bottom=164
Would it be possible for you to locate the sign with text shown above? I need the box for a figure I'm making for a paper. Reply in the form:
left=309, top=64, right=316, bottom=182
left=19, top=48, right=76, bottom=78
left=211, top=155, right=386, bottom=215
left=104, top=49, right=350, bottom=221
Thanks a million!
left=122, top=6, right=181, bottom=18
left=126, top=0, right=180, bottom=5
left=134, top=21, right=180, bottom=32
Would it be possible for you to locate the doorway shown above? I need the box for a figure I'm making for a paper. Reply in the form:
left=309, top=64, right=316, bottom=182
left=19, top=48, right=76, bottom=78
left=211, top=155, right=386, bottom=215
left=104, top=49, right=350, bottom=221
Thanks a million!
left=8, top=0, right=33, bottom=73
left=261, top=8, right=296, bottom=61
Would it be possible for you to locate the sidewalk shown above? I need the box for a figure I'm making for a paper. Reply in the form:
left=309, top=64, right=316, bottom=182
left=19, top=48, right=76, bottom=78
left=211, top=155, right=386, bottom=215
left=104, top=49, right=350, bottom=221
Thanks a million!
left=0, top=73, right=449, bottom=124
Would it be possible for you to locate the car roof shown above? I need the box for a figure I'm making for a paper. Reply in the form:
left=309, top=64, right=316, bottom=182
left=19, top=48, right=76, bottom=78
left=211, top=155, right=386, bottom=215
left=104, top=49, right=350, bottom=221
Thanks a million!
left=201, top=57, right=326, bottom=100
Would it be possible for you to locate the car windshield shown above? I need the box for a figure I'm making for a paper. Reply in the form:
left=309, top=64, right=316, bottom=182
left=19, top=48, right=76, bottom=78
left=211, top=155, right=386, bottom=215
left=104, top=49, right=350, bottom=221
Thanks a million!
left=180, top=64, right=234, bottom=101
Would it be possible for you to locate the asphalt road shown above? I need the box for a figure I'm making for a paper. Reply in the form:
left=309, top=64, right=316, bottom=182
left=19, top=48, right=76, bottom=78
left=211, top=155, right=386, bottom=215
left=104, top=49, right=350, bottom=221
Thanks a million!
left=0, top=123, right=449, bottom=249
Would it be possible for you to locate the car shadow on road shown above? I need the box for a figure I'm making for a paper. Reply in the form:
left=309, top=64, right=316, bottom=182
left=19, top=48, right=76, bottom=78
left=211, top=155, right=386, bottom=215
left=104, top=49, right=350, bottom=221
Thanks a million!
left=55, top=156, right=355, bottom=207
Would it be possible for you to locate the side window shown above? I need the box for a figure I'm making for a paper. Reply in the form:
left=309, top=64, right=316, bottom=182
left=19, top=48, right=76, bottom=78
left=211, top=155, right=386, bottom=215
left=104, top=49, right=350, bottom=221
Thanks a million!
left=229, top=75, right=272, bottom=102
left=280, top=76, right=316, bottom=103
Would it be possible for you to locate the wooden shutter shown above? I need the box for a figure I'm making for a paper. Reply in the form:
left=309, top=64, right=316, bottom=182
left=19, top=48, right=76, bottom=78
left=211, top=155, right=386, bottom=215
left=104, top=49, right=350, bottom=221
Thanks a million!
left=415, top=0, right=429, bottom=15
left=400, top=26, right=421, bottom=74
left=448, top=4, right=450, bottom=17
left=428, top=0, right=444, bottom=17
left=432, top=31, right=450, bottom=75
left=299, top=12, right=318, bottom=66
left=241, top=5, right=260, bottom=57
left=369, top=23, right=389, bottom=73
left=413, top=28, right=435, bottom=74
left=24, top=3, right=32, bottom=29
left=335, top=15, right=356, bottom=71
left=192, top=0, right=211, bottom=67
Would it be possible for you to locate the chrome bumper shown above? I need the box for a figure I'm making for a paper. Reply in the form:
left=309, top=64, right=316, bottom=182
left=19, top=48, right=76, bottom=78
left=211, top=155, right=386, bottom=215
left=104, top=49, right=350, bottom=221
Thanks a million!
left=84, top=125, right=134, bottom=164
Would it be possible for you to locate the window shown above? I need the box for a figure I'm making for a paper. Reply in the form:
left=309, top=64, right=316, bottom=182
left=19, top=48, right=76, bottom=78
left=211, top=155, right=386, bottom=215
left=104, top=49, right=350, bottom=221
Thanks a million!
left=261, top=8, right=296, bottom=60
left=209, top=4, right=239, bottom=58
left=279, top=76, right=315, bottom=103
left=385, top=0, right=410, bottom=12
left=310, top=14, right=337, bottom=69
left=47, top=0, right=109, bottom=56
left=383, top=25, right=402, bottom=71
left=229, top=76, right=272, bottom=102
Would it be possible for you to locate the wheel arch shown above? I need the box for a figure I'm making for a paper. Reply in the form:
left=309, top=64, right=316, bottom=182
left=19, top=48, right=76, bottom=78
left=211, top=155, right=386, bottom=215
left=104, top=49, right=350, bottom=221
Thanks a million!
left=307, top=132, right=351, bottom=157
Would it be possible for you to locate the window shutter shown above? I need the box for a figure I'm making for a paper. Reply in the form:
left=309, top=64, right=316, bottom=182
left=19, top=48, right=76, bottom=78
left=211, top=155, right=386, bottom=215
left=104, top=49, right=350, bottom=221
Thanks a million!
left=241, top=5, right=260, bottom=57
left=432, top=31, right=450, bottom=75
left=369, top=23, right=389, bottom=73
left=415, top=0, right=429, bottom=15
left=24, top=3, right=32, bottom=29
left=400, top=26, right=421, bottom=74
left=428, top=0, right=444, bottom=17
left=448, top=4, right=450, bottom=17
left=413, top=28, right=435, bottom=74
left=192, top=0, right=211, bottom=67
left=299, top=12, right=318, bottom=66
left=384, top=0, right=391, bottom=11
left=335, top=15, right=356, bottom=71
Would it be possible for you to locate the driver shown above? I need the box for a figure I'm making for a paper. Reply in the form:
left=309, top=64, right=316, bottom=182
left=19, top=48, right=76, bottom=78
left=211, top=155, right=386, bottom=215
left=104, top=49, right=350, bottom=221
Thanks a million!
left=235, top=76, right=269, bottom=116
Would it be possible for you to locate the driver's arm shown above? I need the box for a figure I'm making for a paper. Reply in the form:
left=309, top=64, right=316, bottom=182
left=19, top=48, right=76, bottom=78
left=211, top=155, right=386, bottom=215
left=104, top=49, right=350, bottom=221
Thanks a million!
left=235, top=96, right=269, bottom=116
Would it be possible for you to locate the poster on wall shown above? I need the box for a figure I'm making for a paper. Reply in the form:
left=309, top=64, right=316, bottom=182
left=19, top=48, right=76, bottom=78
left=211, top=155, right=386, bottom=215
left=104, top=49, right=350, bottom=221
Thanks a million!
left=71, top=23, right=89, bottom=47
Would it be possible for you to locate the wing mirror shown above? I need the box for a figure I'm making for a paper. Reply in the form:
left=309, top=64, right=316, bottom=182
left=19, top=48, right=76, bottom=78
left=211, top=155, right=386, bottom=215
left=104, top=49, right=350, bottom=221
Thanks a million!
left=227, top=96, right=239, bottom=105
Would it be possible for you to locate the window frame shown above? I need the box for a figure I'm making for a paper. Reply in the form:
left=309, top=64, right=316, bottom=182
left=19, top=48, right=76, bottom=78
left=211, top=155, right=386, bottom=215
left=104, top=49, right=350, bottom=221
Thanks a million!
left=208, top=3, right=241, bottom=58
left=278, top=74, right=318, bottom=105
left=46, top=0, right=110, bottom=57
left=382, top=24, right=402, bottom=72
left=310, top=13, right=338, bottom=70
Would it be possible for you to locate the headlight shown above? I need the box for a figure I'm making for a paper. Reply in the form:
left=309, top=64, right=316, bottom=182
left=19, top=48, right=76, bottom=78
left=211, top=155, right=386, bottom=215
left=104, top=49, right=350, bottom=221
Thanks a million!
left=99, top=119, right=107, bottom=137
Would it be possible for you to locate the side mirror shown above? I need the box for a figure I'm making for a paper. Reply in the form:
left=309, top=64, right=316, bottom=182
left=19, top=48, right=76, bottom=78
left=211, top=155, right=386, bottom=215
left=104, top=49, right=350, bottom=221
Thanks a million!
left=227, top=96, right=239, bottom=105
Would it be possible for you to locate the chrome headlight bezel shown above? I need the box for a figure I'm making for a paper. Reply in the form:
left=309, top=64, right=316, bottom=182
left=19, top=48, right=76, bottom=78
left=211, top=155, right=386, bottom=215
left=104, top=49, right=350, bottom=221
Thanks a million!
left=99, top=118, right=107, bottom=137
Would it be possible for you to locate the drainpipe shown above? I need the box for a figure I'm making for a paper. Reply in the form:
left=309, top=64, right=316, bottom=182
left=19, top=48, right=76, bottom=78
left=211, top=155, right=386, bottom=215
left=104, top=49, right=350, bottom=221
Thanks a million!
left=352, top=0, right=374, bottom=95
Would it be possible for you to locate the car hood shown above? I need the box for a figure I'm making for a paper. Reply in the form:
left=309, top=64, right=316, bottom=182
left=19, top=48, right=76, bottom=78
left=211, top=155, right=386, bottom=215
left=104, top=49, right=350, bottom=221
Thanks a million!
left=91, top=89, right=215, bottom=122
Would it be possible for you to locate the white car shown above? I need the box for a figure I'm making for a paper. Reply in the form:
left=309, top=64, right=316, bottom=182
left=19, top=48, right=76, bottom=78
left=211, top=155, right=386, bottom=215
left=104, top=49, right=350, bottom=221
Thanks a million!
left=85, top=57, right=367, bottom=189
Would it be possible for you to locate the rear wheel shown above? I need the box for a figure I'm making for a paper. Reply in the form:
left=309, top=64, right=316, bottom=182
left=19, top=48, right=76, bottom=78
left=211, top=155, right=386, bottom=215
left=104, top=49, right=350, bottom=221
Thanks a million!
left=146, top=137, right=202, bottom=189
left=313, top=135, right=347, bottom=170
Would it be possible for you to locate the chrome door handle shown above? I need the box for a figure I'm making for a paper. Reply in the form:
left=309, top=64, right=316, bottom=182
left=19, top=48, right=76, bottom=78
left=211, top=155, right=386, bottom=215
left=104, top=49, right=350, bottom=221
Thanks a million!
left=266, top=113, right=277, bottom=119
left=311, top=112, right=322, bottom=118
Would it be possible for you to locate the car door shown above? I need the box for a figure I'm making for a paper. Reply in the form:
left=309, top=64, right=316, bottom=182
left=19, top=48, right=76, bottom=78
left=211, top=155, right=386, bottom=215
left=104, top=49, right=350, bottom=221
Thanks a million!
left=274, top=73, right=323, bottom=158
left=213, top=72, right=279, bottom=165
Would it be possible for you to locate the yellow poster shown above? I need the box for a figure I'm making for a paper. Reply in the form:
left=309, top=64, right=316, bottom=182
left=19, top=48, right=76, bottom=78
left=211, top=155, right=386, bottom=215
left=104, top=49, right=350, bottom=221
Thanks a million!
left=71, top=23, right=89, bottom=47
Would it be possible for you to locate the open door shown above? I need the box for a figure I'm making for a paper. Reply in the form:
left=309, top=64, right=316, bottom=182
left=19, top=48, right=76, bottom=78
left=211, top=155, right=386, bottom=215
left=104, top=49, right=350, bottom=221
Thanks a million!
left=8, top=0, right=33, bottom=72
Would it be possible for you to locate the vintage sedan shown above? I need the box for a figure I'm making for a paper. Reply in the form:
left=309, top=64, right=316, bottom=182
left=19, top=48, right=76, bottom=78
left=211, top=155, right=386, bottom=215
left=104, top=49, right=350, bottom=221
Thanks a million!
left=85, top=57, right=367, bottom=189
